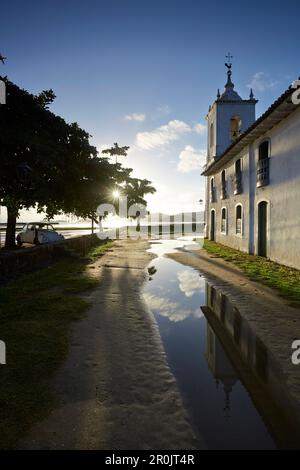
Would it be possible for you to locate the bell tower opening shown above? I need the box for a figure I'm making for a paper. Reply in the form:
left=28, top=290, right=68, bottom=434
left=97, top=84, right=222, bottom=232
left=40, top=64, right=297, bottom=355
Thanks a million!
left=230, top=116, right=242, bottom=141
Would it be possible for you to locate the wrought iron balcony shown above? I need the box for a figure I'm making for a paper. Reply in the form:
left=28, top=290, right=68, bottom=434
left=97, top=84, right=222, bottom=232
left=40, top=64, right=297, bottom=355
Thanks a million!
left=257, top=158, right=269, bottom=188
left=234, top=173, right=243, bottom=195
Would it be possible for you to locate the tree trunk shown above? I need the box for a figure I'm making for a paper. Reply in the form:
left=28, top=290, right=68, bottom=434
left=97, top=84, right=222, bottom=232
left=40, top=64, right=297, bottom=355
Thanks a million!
left=5, top=207, right=18, bottom=249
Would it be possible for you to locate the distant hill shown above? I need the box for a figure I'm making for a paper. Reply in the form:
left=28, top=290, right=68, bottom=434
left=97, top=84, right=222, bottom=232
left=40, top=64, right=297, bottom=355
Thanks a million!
left=143, top=211, right=204, bottom=222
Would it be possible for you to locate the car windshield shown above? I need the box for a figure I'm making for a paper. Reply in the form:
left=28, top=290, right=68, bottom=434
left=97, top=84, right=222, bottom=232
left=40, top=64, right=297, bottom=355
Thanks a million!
left=42, top=224, right=54, bottom=230
left=26, top=224, right=55, bottom=231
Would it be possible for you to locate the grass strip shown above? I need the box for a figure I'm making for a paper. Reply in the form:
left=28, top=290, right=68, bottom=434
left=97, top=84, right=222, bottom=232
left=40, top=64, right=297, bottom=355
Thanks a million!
left=0, top=240, right=112, bottom=448
left=203, top=239, right=300, bottom=307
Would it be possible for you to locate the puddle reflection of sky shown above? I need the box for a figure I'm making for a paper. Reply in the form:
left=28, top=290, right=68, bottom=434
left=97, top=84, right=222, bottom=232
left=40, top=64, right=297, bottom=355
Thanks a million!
left=143, top=240, right=275, bottom=449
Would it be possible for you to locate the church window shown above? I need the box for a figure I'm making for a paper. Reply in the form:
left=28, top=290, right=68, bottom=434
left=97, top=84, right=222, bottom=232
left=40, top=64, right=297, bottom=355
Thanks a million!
left=221, top=207, right=227, bottom=234
left=234, top=159, right=243, bottom=194
left=257, top=140, right=270, bottom=187
left=221, top=170, right=227, bottom=199
left=236, top=204, right=243, bottom=235
left=230, top=116, right=242, bottom=141
left=210, top=177, right=216, bottom=202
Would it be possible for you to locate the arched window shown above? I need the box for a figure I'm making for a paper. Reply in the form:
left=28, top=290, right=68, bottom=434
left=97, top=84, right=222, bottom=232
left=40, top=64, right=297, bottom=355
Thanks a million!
left=257, top=140, right=270, bottom=187
left=258, top=201, right=268, bottom=257
left=221, top=207, right=227, bottom=234
left=234, top=159, right=243, bottom=194
left=210, top=209, right=216, bottom=241
left=221, top=170, right=227, bottom=199
left=210, top=177, right=216, bottom=203
left=230, top=116, right=242, bottom=141
left=236, top=204, right=243, bottom=235
left=210, top=122, right=214, bottom=148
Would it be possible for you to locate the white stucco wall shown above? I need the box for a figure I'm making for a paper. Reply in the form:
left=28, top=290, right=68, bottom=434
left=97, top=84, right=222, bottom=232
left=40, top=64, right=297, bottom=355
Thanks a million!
left=207, top=104, right=217, bottom=159
left=206, top=105, right=300, bottom=270
left=252, top=106, right=300, bottom=269
left=207, top=149, right=250, bottom=253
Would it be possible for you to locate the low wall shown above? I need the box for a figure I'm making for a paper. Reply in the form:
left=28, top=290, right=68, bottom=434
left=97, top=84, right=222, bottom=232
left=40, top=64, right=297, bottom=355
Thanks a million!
left=0, top=233, right=109, bottom=283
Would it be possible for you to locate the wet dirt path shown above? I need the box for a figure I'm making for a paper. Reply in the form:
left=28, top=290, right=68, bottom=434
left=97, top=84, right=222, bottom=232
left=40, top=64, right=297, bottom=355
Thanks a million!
left=19, top=240, right=201, bottom=450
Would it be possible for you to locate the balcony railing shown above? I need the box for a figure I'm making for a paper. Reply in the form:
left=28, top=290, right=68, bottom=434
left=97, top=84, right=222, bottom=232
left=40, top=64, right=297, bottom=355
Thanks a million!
left=220, top=182, right=227, bottom=199
left=257, top=158, right=269, bottom=187
left=234, top=173, right=243, bottom=195
left=210, top=187, right=216, bottom=203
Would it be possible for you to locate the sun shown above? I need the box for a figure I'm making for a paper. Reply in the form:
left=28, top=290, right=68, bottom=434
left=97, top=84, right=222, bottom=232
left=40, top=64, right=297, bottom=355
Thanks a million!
left=112, top=190, right=120, bottom=199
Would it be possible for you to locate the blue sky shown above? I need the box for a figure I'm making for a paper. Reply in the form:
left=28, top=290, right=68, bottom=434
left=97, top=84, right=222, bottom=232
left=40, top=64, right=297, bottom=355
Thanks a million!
left=1, top=0, right=299, bottom=218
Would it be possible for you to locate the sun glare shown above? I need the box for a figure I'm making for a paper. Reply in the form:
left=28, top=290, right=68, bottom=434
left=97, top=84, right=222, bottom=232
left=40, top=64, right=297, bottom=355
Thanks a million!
left=112, top=190, right=120, bottom=199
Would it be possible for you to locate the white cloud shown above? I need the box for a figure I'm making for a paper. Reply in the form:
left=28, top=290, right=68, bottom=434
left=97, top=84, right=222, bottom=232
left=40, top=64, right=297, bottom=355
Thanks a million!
left=125, top=113, right=146, bottom=122
left=177, top=270, right=204, bottom=297
left=136, top=119, right=192, bottom=150
left=143, top=293, right=203, bottom=322
left=247, top=72, right=279, bottom=93
left=177, top=145, right=206, bottom=173
left=194, top=123, right=207, bottom=135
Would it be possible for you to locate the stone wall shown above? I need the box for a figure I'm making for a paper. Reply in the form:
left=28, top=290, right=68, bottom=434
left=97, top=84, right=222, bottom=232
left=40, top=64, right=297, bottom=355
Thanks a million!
left=0, top=233, right=108, bottom=283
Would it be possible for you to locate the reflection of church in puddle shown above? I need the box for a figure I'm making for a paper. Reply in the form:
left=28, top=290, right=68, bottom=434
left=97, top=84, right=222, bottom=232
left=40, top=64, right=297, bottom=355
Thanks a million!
left=206, top=323, right=237, bottom=418
left=203, top=282, right=300, bottom=447
left=203, top=281, right=269, bottom=419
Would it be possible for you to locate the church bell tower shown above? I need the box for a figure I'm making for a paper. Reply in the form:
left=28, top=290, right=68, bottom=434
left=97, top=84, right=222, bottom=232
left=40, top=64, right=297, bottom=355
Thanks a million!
left=206, top=54, right=257, bottom=162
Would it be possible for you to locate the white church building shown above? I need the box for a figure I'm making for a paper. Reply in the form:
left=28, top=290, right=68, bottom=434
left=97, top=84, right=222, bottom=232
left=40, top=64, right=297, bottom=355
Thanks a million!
left=202, top=62, right=300, bottom=270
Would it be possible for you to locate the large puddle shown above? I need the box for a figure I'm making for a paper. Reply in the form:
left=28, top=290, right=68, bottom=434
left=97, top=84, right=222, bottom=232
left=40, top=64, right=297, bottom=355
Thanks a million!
left=143, top=239, right=298, bottom=449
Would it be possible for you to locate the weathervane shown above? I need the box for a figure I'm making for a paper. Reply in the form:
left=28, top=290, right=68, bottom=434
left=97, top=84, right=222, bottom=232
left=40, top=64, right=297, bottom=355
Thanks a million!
left=224, top=52, right=234, bottom=88
left=225, top=52, right=233, bottom=69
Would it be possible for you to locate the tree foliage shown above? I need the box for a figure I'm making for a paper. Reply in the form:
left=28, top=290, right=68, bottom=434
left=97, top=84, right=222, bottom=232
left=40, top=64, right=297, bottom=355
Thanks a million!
left=0, top=77, right=156, bottom=248
left=101, top=143, right=130, bottom=164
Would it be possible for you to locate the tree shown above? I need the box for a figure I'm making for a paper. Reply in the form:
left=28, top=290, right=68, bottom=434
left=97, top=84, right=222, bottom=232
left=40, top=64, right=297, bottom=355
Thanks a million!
left=126, top=178, right=156, bottom=229
left=100, top=146, right=156, bottom=225
left=0, top=77, right=156, bottom=248
left=125, top=178, right=156, bottom=208
left=101, top=143, right=129, bottom=164
left=0, top=79, right=121, bottom=247
left=0, top=78, right=59, bottom=247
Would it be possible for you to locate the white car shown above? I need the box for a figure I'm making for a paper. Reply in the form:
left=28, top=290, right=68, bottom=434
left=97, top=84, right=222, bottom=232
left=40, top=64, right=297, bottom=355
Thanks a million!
left=16, top=223, right=64, bottom=246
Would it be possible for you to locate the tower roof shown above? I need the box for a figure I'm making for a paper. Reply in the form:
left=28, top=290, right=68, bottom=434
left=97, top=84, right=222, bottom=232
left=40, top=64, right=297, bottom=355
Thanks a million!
left=218, top=67, right=242, bottom=101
